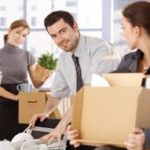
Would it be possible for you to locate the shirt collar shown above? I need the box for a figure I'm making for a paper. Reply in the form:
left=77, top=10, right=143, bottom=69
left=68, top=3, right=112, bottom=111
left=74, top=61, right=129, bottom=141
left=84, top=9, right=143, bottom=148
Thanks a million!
left=71, top=34, right=86, bottom=58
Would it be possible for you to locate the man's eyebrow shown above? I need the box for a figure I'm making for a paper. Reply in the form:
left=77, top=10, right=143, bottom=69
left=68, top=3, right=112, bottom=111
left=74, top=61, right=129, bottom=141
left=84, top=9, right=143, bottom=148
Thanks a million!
left=50, top=33, right=56, bottom=37
left=58, top=27, right=67, bottom=33
left=50, top=27, right=67, bottom=37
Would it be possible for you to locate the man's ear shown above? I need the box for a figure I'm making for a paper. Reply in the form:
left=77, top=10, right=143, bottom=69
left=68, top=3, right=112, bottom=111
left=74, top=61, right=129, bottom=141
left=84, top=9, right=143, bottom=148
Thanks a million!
left=73, top=21, right=79, bottom=32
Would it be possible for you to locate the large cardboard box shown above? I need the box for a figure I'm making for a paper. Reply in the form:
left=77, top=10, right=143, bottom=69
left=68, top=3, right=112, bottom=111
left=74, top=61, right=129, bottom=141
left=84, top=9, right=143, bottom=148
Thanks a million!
left=19, top=92, right=47, bottom=124
left=71, top=73, right=150, bottom=147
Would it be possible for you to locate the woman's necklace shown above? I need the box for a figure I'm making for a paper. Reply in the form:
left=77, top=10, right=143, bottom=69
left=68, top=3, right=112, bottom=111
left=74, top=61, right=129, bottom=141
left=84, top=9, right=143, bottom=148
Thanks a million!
left=143, top=66, right=150, bottom=73
left=140, top=56, right=150, bottom=73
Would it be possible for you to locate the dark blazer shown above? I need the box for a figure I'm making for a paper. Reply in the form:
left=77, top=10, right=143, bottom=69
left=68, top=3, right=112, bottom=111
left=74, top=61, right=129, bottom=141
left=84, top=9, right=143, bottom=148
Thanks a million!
left=116, top=49, right=141, bottom=72
left=114, top=49, right=150, bottom=74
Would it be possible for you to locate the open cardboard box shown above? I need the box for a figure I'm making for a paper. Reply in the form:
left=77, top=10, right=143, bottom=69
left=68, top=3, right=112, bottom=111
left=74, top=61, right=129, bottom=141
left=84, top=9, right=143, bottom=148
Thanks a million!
left=71, top=73, right=150, bottom=147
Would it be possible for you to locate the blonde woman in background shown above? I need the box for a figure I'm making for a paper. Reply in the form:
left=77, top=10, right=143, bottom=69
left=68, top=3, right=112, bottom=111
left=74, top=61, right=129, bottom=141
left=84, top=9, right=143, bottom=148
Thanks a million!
left=0, top=19, right=50, bottom=140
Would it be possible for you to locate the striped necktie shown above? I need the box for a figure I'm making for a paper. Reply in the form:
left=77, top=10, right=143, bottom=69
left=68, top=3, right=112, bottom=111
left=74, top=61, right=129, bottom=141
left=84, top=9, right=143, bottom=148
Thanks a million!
left=72, top=54, right=83, bottom=91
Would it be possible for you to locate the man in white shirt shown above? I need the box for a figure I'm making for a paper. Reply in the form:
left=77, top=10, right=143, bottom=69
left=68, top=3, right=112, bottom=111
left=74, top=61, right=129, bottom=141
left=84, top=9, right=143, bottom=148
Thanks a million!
left=29, top=10, right=120, bottom=149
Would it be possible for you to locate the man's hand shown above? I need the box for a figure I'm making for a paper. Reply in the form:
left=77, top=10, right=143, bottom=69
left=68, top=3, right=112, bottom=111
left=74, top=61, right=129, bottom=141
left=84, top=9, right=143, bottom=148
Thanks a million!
left=67, top=125, right=80, bottom=148
left=29, top=113, right=48, bottom=128
left=29, top=96, right=60, bottom=128
left=125, top=128, right=145, bottom=150
left=39, top=103, right=72, bottom=144
left=40, top=123, right=66, bottom=144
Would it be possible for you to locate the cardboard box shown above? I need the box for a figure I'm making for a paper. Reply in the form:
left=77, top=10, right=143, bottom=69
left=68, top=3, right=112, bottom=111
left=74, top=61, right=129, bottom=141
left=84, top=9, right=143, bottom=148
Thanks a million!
left=19, top=92, right=47, bottom=124
left=19, top=92, right=62, bottom=124
left=71, top=73, right=150, bottom=147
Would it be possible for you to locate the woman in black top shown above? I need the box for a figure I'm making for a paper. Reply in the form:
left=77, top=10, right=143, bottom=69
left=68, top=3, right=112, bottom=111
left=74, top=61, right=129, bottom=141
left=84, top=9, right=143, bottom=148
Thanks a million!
left=0, top=19, right=49, bottom=140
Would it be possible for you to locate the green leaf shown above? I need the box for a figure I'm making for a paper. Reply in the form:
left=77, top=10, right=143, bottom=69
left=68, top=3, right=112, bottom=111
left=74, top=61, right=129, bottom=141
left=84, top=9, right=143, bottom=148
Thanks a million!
left=37, top=52, right=58, bottom=70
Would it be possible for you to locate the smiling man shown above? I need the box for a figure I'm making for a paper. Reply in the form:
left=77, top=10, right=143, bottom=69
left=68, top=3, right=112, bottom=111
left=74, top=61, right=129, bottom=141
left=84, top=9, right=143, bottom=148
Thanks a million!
left=29, top=10, right=120, bottom=150
left=48, top=19, right=79, bottom=52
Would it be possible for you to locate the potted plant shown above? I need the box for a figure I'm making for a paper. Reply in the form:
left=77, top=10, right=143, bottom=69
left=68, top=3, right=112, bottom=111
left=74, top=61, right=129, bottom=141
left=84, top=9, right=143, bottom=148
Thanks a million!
left=33, top=52, right=57, bottom=83
left=37, top=52, right=57, bottom=70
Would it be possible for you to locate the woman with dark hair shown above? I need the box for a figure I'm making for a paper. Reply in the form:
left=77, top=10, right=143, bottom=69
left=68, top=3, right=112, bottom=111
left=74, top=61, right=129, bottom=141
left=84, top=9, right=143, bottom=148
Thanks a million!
left=67, top=1, right=150, bottom=150
left=116, top=1, right=150, bottom=74
left=121, top=1, right=150, bottom=150
left=0, top=19, right=50, bottom=140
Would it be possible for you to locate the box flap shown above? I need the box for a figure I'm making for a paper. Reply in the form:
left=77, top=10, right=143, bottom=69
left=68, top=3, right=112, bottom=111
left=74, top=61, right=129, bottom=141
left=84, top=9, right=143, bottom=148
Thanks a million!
left=103, top=73, right=144, bottom=87
left=72, top=87, right=85, bottom=132
left=136, top=89, right=150, bottom=128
